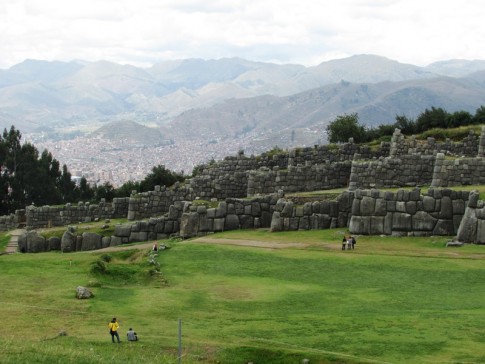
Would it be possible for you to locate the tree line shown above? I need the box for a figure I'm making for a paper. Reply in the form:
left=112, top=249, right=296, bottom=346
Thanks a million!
left=326, top=106, right=485, bottom=143
left=0, top=126, right=184, bottom=215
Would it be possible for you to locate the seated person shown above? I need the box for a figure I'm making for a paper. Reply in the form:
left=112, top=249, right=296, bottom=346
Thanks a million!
left=127, top=328, right=138, bottom=341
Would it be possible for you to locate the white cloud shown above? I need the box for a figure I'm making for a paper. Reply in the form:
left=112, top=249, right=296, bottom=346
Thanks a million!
left=0, top=0, right=484, bottom=69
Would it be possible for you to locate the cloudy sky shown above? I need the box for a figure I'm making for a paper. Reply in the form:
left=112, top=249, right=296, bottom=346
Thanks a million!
left=1, top=0, right=484, bottom=69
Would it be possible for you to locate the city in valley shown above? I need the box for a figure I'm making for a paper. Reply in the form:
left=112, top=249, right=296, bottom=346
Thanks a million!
left=28, top=134, right=267, bottom=187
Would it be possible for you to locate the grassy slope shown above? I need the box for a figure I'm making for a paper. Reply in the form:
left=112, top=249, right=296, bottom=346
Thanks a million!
left=1, top=229, right=485, bottom=363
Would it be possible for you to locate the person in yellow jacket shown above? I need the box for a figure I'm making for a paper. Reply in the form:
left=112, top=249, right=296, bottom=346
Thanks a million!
left=108, top=317, right=121, bottom=343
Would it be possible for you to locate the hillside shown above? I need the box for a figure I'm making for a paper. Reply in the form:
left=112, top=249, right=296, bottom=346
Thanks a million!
left=165, top=75, right=485, bottom=147
left=1, top=54, right=485, bottom=137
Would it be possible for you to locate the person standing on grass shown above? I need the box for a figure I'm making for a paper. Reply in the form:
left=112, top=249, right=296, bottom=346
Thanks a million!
left=351, top=236, right=356, bottom=250
left=342, top=236, right=347, bottom=250
left=108, top=317, right=121, bottom=343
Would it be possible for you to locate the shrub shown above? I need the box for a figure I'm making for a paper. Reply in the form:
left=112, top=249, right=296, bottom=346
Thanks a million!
left=89, top=260, right=107, bottom=274
left=100, top=254, right=112, bottom=263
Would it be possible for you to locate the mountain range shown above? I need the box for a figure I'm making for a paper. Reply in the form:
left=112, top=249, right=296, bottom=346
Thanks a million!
left=1, top=54, right=485, bottom=151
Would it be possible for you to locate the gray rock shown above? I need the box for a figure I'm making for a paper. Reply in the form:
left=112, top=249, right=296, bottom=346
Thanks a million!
left=225, top=214, right=240, bottom=230
left=439, top=196, right=453, bottom=219
left=392, top=212, right=412, bottom=231
left=456, top=207, right=477, bottom=243
left=48, top=236, right=61, bottom=251
left=360, top=196, right=375, bottom=216
left=180, top=212, right=199, bottom=238
left=61, top=227, right=77, bottom=252
left=433, top=219, right=455, bottom=235
left=270, top=211, right=282, bottom=232
left=114, top=224, right=132, bottom=237
left=412, top=211, right=437, bottom=231
left=101, top=237, right=111, bottom=248
left=76, top=286, right=94, bottom=299
left=18, top=231, right=46, bottom=253
left=81, top=232, right=102, bottom=251
left=129, top=231, right=148, bottom=242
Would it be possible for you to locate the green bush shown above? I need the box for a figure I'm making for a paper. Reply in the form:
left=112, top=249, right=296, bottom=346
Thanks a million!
left=89, top=259, right=107, bottom=274
left=100, top=253, right=112, bottom=263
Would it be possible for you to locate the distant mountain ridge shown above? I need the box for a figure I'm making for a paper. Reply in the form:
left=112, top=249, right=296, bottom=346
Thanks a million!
left=1, top=54, right=485, bottom=154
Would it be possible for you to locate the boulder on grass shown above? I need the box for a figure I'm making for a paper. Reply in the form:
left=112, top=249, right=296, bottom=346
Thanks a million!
left=76, top=286, right=94, bottom=299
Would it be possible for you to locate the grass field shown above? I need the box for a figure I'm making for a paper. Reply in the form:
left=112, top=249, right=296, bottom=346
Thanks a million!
left=1, top=228, right=485, bottom=363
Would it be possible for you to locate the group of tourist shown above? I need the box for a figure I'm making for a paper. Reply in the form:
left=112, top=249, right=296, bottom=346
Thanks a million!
left=108, top=317, right=138, bottom=343
left=341, top=235, right=356, bottom=250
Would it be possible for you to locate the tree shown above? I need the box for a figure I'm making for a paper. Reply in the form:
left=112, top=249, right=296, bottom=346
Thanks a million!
left=446, top=111, right=473, bottom=128
left=114, top=180, right=140, bottom=198
left=78, top=177, right=94, bottom=201
left=58, top=164, right=77, bottom=203
left=139, top=165, right=185, bottom=192
left=415, top=107, right=449, bottom=133
left=473, top=105, right=485, bottom=124
left=95, top=182, right=115, bottom=202
left=326, top=113, right=366, bottom=143
left=393, top=115, right=416, bottom=135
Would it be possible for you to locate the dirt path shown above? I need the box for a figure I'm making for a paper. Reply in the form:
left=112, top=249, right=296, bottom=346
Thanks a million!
left=93, top=238, right=310, bottom=253
left=189, top=237, right=310, bottom=249
left=5, top=229, right=25, bottom=254
left=92, top=242, right=156, bottom=253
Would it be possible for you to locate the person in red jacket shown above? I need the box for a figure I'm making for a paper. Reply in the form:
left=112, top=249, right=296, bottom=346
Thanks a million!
left=108, top=317, right=121, bottom=343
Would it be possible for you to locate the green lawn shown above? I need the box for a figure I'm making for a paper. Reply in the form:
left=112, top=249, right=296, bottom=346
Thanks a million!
left=1, top=229, right=485, bottom=363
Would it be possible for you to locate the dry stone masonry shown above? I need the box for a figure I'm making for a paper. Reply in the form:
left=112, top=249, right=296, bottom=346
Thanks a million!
left=7, top=126, right=485, bottom=250
left=348, top=188, right=468, bottom=236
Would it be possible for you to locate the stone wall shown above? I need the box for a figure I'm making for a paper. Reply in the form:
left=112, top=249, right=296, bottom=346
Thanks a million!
left=179, top=194, right=279, bottom=238
left=18, top=194, right=282, bottom=252
left=0, top=211, right=24, bottom=231
left=349, top=188, right=468, bottom=236
left=25, top=198, right=129, bottom=229
left=189, top=150, right=288, bottom=199
left=289, top=142, right=387, bottom=166
left=456, top=190, right=485, bottom=243
left=269, top=192, right=354, bottom=232
left=431, top=153, right=485, bottom=187
left=389, top=128, right=478, bottom=157
left=349, top=154, right=436, bottom=190
left=247, top=161, right=352, bottom=196
left=127, top=184, right=195, bottom=220
left=189, top=141, right=387, bottom=200
left=348, top=128, right=484, bottom=191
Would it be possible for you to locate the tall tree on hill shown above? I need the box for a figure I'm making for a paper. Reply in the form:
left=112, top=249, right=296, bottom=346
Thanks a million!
left=474, top=105, right=485, bottom=124
left=0, top=125, right=79, bottom=213
left=78, top=177, right=95, bottom=202
left=139, top=165, right=185, bottom=192
left=415, top=107, right=450, bottom=133
left=326, top=113, right=367, bottom=143
left=58, top=164, right=77, bottom=203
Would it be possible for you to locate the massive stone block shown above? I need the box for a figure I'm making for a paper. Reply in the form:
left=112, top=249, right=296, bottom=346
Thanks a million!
left=369, top=216, right=385, bottom=235
left=114, top=224, right=132, bottom=237
left=456, top=207, right=477, bottom=243
left=48, top=236, right=61, bottom=251
left=433, top=219, right=455, bottom=236
left=360, top=196, right=375, bottom=216
left=61, top=227, right=77, bottom=252
left=476, top=219, right=485, bottom=244
left=412, top=211, right=437, bottom=231
left=81, top=232, right=102, bottom=251
left=225, top=214, right=240, bottom=230
left=270, top=211, right=282, bottom=232
left=180, top=212, right=199, bottom=238
left=439, top=196, right=453, bottom=219
left=392, top=212, right=412, bottom=231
